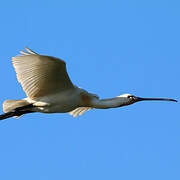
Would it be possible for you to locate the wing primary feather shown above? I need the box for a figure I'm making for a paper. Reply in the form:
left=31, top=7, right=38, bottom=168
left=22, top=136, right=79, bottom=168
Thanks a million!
left=25, top=47, right=39, bottom=55
left=69, top=107, right=93, bottom=117
left=79, top=107, right=92, bottom=116
left=20, top=51, right=31, bottom=55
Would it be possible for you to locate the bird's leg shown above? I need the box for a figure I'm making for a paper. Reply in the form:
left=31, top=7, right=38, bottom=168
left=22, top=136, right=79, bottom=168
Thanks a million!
left=0, top=104, right=35, bottom=121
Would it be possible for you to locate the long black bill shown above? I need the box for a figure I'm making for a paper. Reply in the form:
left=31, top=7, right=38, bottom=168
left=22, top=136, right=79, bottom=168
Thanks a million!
left=136, top=97, right=178, bottom=102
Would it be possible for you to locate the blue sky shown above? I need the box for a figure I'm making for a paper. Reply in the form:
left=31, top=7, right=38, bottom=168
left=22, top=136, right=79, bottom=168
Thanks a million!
left=0, top=0, right=179, bottom=179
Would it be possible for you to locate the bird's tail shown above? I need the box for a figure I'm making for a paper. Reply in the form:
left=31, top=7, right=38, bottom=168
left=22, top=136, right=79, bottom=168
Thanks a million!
left=0, top=100, right=34, bottom=120
left=3, top=100, right=30, bottom=113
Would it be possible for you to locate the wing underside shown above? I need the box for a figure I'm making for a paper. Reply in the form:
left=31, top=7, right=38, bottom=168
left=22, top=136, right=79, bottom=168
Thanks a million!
left=69, top=107, right=93, bottom=117
left=12, top=48, right=74, bottom=100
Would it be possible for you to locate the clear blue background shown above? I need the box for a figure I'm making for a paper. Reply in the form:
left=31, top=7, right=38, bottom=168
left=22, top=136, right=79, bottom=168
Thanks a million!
left=0, top=0, right=179, bottom=179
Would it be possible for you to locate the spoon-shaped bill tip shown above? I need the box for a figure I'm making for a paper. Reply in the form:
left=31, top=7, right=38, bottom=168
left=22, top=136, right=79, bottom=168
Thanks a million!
left=167, top=99, right=178, bottom=102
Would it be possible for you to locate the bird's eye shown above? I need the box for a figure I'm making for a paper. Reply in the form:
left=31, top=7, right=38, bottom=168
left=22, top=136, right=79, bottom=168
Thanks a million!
left=127, top=95, right=133, bottom=99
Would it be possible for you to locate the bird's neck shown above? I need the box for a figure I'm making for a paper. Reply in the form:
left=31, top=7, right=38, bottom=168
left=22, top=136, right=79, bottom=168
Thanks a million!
left=91, top=98, right=130, bottom=109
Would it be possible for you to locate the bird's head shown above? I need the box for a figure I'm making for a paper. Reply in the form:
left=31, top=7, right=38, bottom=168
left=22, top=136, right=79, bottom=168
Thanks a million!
left=117, top=93, right=177, bottom=106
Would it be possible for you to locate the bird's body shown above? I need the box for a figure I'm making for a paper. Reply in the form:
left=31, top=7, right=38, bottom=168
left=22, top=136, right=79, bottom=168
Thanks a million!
left=25, top=87, right=94, bottom=113
left=0, top=48, right=177, bottom=120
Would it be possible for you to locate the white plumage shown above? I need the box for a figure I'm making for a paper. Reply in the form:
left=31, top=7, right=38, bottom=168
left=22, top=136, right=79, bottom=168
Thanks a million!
left=12, top=49, right=73, bottom=99
left=0, top=48, right=177, bottom=120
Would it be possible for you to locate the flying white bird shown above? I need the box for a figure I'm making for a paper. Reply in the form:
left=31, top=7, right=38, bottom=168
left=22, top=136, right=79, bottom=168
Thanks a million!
left=0, top=48, right=177, bottom=120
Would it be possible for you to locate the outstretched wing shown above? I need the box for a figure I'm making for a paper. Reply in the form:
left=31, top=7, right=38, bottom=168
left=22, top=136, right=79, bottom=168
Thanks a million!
left=12, top=48, right=74, bottom=100
left=69, top=107, right=93, bottom=117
